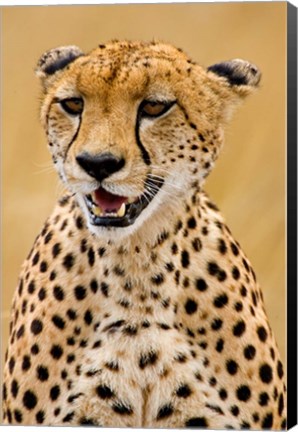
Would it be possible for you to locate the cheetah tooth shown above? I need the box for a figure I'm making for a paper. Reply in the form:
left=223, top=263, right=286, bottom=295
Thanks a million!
left=92, top=205, right=103, bottom=217
left=117, top=203, right=126, bottom=218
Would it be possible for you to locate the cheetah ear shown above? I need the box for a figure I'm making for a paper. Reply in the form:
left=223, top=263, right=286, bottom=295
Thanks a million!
left=207, top=59, right=261, bottom=97
left=36, top=45, right=84, bottom=88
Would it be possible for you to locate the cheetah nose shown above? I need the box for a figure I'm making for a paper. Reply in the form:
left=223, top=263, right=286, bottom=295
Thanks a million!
left=76, top=152, right=125, bottom=182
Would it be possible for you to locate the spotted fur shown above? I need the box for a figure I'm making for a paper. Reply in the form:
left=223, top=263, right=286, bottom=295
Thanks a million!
left=3, top=40, right=286, bottom=428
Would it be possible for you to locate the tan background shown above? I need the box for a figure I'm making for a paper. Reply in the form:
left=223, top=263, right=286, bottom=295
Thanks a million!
left=1, top=2, right=286, bottom=385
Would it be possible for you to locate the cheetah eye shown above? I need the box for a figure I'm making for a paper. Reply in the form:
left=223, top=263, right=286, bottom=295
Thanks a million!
left=140, top=100, right=176, bottom=118
left=60, top=98, right=84, bottom=115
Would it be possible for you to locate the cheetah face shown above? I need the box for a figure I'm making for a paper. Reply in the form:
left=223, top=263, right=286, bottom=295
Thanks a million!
left=36, top=41, right=260, bottom=237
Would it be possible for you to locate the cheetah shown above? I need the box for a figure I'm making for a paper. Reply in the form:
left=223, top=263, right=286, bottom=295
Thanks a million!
left=2, top=40, right=286, bottom=428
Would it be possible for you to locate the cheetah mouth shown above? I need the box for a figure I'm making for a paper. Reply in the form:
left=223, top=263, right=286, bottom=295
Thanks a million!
left=84, top=176, right=164, bottom=228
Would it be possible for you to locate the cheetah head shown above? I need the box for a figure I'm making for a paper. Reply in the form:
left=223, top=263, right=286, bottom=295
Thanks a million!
left=36, top=40, right=260, bottom=238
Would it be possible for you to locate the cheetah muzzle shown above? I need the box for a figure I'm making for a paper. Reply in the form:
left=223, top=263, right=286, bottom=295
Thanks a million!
left=84, top=174, right=164, bottom=227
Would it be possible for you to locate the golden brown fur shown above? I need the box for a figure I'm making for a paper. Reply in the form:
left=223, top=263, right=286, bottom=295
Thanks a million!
left=3, top=40, right=286, bottom=428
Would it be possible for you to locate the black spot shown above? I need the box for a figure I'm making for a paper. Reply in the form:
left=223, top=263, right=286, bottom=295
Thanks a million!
left=36, top=410, right=45, bottom=424
left=142, top=320, right=151, bottom=328
left=187, top=217, right=197, bottom=229
left=2, top=383, right=7, bottom=400
left=98, top=247, right=106, bottom=257
left=32, top=251, right=40, bottom=265
left=278, top=393, right=284, bottom=416
left=114, top=265, right=125, bottom=276
left=230, top=242, right=239, bottom=256
left=234, top=301, right=243, bottom=312
left=112, top=401, right=133, bottom=415
left=259, top=392, right=269, bottom=406
left=251, top=291, right=257, bottom=306
left=44, top=231, right=53, bottom=244
left=230, top=405, right=239, bottom=416
left=257, top=326, right=268, bottom=342
left=18, top=279, right=24, bottom=296
left=232, top=266, right=240, bottom=280
left=88, top=247, right=95, bottom=266
left=208, top=261, right=219, bottom=275
left=39, top=261, right=48, bottom=273
left=31, top=344, right=39, bottom=355
left=52, top=243, right=61, bottom=258
left=185, top=299, right=198, bottom=315
left=23, top=390, right=37, bottom=410
left=139, top=351, right=158, bottom=369
left=219, top=388, right=228, bottom=400
left=50, top=385, right=60, bottom=401
left=211, top=318, right=223, bottom=331
left=157, top=403, right=174, bottom=420
left=244, top=345, right=256, bottom=360
left=206, top=403, right=224, bottom=415
left=218, top=239, right=227, bottom=254
left=6, top=409, right=12, bottom=423
left=16, top=325, right=25, bottom=339
left=14, top=409, right=23, bottom=423
left=30, top=319, right=43, bottom=335
left=53, top=285, right=64, bottom=301
left=124, top=325, right=138, bottom=336
left=262, top=413, right=273, bottom=428
left=74, top=285, right=87, bottom=300
left=213, top=293, right=228, bottom=308
left=38, top=287, right=46, bottom=301
left=52, top=315, right=66, bottom=330
left=62, top=411, right=75, bottom=422
left=82, top=310, right=92, bottom=326
left=192, top=237, right=202, bottom=252
left=236, top=385, right=251, bottom=402
left=50, top=344, right=63, bottom=359
left=100, top=282, right=109, bottom=297
left=252, top=413, right=260, bottom=423
left=67, top=337, right=76, bottom=346
left=37, top=365, right=49, bottom=381
left=49, top=271, right=56, bottom=281
left=96, top=384, right=114, bottom=399
left=58, top=195, right=70, bottom=207
left=90, top=279, right=98, bottom=293
left=28, top=281, right=35, bottom=294
left=259, top=364, right=273, bottom=383
left=67, top=354, right=76, bottom=364
left=174, top=270, right=180, bottom=285
left=79, top=417, right=96, bottom=425
left=66, top=309, right=77, bottom=320
left=277, top=360, right=284, bottom=379
left=63, top=253, right=75, bottom=271
left=176, top=384, right=192, bottom=398
left=195, top=278, right=208, bottom=292
left=209, top=376, right=217, bottom=387
left=240, top=285, right=247, bottom=297
left=11, top=379, right=19, bottom=398
left=165, top=262, right=175, bottom=272
left=226, top=359, right=238, bottom=375
left=216, top=338, right=224, bottom=352
left=181, top=250, right=190, bottom=268
left=233, top=320, right=246, bottom=337
left=22, top=355, right=31, bottom=371
left=185, top=417, right=208, bottom=427
left=151, top=273, right=165, bottom=285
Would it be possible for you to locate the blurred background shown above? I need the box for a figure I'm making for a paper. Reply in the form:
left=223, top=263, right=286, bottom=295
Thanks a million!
left=1, top=2, right=286, bottom=383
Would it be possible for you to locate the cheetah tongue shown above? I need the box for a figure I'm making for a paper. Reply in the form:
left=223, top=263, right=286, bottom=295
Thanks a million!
left=93, top=187, right=127, bottom=213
